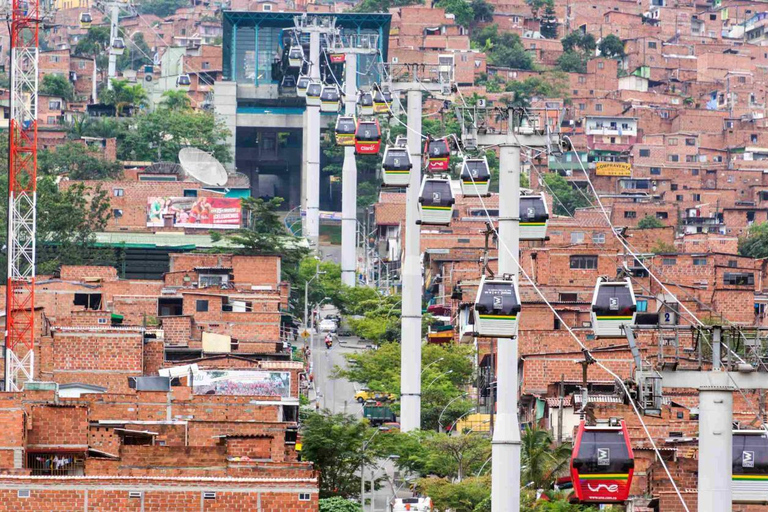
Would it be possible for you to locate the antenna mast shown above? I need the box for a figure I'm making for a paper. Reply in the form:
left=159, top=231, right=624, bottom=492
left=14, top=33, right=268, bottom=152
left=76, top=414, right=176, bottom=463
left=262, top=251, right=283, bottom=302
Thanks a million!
left=5, top=0, right=41, bottom=391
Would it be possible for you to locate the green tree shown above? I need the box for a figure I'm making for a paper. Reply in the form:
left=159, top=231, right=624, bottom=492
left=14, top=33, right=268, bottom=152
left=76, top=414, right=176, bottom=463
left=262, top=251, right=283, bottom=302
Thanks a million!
left=542, top=172, right=592, bottom=215
left=38, top=141, right=124, bottom=180
left=159, top=89, right=192, bottom=111
left=561, top=31, right=596, bottom=53
left=138, top=0, right=188, bottom=17
left=417, top=476, right=490, bottom=512
left=99, top=79, right=149, bottom=116
left=471, top=0, right=495, bottom=23
left=319, top=497, right=363, bottom=512
left=739, top=222, right=768, bottom=259
left=598, top=34, right=625, bottom=59
left=293, top=256, right=344, bottom=314
left=353, top=0, right=421, bottom=12
left=471, top=25, right=534, bottom=70
left=118, top=109, right=232, bottom=163
left=637, top=214, right=664, bottom=229
left=521, top=425, right=571, bottom=489
left=556, top=51, right=588, bottom=73
left=539, top=0, right=558, bottom=39
left=40, top=74, right=75, bottom=102
left=210, top=197, right=309, bottom=283
left=437, top=0, right=475, bottom=27
left=73, top=26, right=110, bottom=81
left=301, top=412, right=380, bottom=499
left=118, top=33, right=153, bottom=71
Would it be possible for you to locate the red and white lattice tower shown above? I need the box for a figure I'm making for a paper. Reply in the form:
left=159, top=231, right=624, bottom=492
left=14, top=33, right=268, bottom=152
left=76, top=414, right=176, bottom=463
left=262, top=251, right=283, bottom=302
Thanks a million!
left=5, top=0, right=40, bottom=391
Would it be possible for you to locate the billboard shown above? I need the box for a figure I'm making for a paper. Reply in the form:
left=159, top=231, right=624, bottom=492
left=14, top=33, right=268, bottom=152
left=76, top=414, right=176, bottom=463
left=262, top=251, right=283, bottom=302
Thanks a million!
left=595, top=162, right=632, bottom=177
left=193, top=370, right=291, bottom=397
left=147, top=197, right=241, bottom=229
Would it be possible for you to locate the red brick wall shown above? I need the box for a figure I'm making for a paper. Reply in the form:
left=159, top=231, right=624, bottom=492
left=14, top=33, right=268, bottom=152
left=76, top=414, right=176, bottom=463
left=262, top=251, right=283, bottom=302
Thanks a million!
left=28, top=405, right=88, bottom=448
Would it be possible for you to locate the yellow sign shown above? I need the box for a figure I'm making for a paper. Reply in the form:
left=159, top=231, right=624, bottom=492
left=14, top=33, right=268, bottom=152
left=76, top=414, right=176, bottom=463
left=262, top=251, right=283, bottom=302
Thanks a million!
left=301, top=330, right=310, bottom=339
left=595, top=162, right=632, bottom=176
left=295, top=442, right=303, bottom=452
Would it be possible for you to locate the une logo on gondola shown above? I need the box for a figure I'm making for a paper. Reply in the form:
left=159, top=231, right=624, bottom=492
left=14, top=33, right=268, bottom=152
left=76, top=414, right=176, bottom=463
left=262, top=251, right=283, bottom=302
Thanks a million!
left=609, top=298, right=619, bottom=311
left=743, top=450, right=755, bottom=468
left=586, top=483, right=619, bottom=493
left=597, top=448, right=610, bottom=466
left=493, top=296, right=503, bottom=310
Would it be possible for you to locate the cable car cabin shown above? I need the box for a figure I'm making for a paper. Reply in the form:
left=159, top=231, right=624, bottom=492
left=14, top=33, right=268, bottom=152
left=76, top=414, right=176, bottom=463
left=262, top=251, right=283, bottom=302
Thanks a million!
left=381, top=145, right=411, bottom=187
left=373, top=88, right=392, bottom=114
left=418, top=177, right=454, bottom=225
left=460, top=157, right=491, bottom=196
left=280, top=74, right=296, bottom=91
left=296, top=75, right=310, bottom=98
left=571, top=420, right=634, bottom=503
left=733, top=430, right=768, bottom=502
left=334, top=116, right=357, bottom=147
left=425, top=138, right=450, bottom=172
left=359, top=92, right=374, bottom=116
left=519, top=194, right=549, bottom=240
left=395, top=135, right=408, bottom=148
left=329, top=52, right=346, bottom=64
left=110, top=38, right=125, bottom=56
left=305, top=82, right=322, bottom=107
left=80, top=12, right=92, bottom=29
left=354, top=119, right=381, bottom=155
left=473, top=276, right=521, bottom=337
left=320, top=85, right=341, bottom=113
left=287, top=46, right=304, bottom=68
left=591, top=277, right=636, bottom=338
left=176, top=74, right=191, bottom=89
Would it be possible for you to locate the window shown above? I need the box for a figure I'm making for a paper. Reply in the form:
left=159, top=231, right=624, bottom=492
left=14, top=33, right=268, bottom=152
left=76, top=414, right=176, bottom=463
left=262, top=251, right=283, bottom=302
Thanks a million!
left=47, top=116, right=58, bottom=125
left=202, top=61, right=210, bottom=70
left=692, top=169, right=699, bottom=176
left=203, top=491, right=217, bottom=500
left=595, top=104, right=603, bottom=112
left=724, top=272, right=754, bottom=286
left=624, top=211, right=637, bottom=219
left=559, top=292, right=578, bottom=302
left=570, top=255, right=598, bottom=269
left=639, top=149, right=650, bottom=157
left=579, top=103, right=586, bottom=110
left=710, top=13, right=716, bottom=20
left=693, top=258, right=707, bottom=266
left=656, top=212, right=668, bottom=219
left=727, top=175, right=734, bottom=183
left=685, top=138, right=696, bottom=145
left=685, top=155, right=697, bottom=163
left=113, top=188, right=124, bottom=197
left=597, top=61, right=604, bottom=69
left=78, top=61, right=86, bottom=69
left=48, top=100, right=61, bottom=109
left=728, top=260, right=738, bottom=268
left=748, top=211, right=756, bottom=222
left=668, top=155, right=679, bottom=162
left=571, top=231, right=585, bottom=244
left=671, top=184, right=678, bottom=191
left=183, top=189, right=198, bottom=197
left=676, top=195, right=683, bottom=201
left=112, top=209, right=123, bottom=218
left=299, top=493, right=311, bottom=502
left=738, top=76, right=746, bottom=84
left=693, top=194, right=701, bottom=201
left=636, top=300, right=648, bottom=312
left=668, top=138, right=678, bottom=146
left=752, top=134, right=759, bottom=144
left=650, top=167, right=661, bottom=175
left=592, top=232, right=605, bottom=244
left=662, top=258, right=676, bottom=266
left=196, top=300, right=209, bottom=312
left=262, top=3, right=272, bottom=10
left=648, top=41, right=657, bottom=48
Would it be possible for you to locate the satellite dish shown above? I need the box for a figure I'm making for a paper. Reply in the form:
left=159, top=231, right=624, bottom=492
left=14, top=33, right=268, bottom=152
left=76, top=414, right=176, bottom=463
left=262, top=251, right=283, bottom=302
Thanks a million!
left=178, top=148, right=228, bottom=187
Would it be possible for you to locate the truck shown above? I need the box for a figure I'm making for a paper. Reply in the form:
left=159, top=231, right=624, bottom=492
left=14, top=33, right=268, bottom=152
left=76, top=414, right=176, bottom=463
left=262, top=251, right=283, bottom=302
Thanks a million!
left=363, top=401, right=397, bottom=426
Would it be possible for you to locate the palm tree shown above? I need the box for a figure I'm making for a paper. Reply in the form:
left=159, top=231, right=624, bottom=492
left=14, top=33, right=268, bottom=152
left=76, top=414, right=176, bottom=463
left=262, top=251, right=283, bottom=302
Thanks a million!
left=520, top=425, right=571, bottom=490
left=100, top=79, right=148, bottom=116
left=160, top=89, right=192, bottom=111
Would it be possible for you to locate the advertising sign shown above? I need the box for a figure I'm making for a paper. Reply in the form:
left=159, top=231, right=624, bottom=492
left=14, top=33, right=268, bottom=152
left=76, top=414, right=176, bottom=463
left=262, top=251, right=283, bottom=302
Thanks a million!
left=595, top=162, right=632, bottom=176
left=147, top=197, right=241, bottom=229
left=193, top=370, right=291, bottom=397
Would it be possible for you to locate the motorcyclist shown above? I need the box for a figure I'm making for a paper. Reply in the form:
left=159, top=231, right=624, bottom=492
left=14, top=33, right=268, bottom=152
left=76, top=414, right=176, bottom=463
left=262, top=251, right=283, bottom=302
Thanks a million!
left=325, top=333, right=333, bottom=348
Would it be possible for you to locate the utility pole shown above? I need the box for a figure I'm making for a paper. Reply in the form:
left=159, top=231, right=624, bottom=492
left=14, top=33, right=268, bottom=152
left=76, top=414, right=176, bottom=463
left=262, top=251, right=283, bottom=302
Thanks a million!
left=107, top=2, right=119, bottom=87
left=456, top=106, right=560, bottom=512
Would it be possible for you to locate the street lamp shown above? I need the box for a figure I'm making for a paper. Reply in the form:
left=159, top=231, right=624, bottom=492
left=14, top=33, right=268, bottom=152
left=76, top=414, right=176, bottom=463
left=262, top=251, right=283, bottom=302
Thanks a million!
left=424, top=369, right=453, bottom=390
left=360, top=427, right=385, bottom=508
left=421, top=357, right=445, bottom=375
left=447, top=407, right=476, bottom=434
left=303, top=261, right=327, bottom=331
left=437, top=392, right=469, bottom=432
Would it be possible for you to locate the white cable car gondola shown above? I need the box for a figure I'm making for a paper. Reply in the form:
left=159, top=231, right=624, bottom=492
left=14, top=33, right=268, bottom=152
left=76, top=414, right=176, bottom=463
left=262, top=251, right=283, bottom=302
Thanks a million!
left=306, top=81, right=322, bottom=107
left=334, top=116, right=356, bottom=146
left=733, top=430, right=768, bottom=503
left=320, top=85, right=341, bottom=113
left=359, top=91, right=374, bottom=116
left=418, top=176, right=454, bottom=225
left=381, top=145, right=411, bottom=187
left=288, top=46, right=304, bottom=68
left=110, top=37, right=125, bottom=56
left=176, top=74, right=191, bottom=89
left=460, top=157, right=491, bottom=196
left=394, top=135, right=407, bottom=148
left=296, top=75, right=310, bottom=98
left=591, top=277, right=636, bottom=337
left=519, top=193, right=549, bottom=240
left=80, top=12, right=92, bottom=29
left=473, top=275, right=521, bottom=337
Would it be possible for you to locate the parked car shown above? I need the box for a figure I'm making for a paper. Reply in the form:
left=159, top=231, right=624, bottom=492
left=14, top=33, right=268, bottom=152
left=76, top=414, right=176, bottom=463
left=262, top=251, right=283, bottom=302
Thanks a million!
left=318, top=319, right=338, bottom=332
left=354, top=390, right=396, bottom=403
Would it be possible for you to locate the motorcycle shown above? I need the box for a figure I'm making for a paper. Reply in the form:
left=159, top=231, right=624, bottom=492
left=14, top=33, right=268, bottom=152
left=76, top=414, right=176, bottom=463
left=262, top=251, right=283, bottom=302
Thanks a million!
left=325, top=335, right=333, bottom=349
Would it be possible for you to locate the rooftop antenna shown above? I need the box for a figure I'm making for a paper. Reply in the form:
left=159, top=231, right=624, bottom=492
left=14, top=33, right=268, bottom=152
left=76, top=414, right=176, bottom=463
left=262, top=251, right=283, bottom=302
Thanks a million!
left=178, top=148, right=228, bottom=187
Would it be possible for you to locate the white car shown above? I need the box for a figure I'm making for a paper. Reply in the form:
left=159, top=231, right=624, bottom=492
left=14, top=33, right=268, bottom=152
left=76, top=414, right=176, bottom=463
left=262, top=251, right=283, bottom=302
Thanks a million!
left=318, top=319, right=338, bottom=332
left=393, top=497, right=432, bottom=512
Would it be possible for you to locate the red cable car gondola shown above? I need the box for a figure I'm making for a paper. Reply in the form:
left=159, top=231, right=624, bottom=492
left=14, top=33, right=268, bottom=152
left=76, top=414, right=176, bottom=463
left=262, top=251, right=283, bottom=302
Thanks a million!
left=355, top=118, right=381, bottom=155
left=425, top=137, right=450, bottom=172
left=570, top=420, right=634, bottom=503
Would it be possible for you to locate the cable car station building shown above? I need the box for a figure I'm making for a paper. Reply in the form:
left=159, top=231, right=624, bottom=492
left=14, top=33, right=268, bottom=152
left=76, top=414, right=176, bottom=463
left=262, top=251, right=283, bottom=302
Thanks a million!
left=215, top=12, right=390, bottom=211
